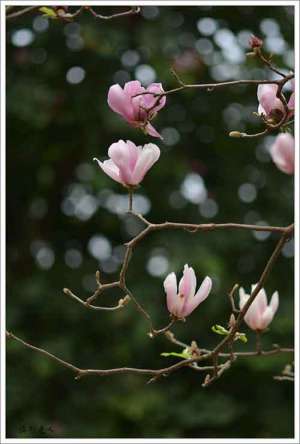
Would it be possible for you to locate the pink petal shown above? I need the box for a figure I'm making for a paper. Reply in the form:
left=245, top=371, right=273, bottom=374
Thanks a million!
left=258, top=104, right=266, bottom=115
left=239, top=287, right=248, bottom=309
left=107, top=84, right=135, bottom=122
left=183, top=276, right=212, bottom=317
left=260, top=306, right=275, bottom=330
left=145, top=122, right=163, bottom=139
left=269, top=291, right=279, bottom=314
left=131, top=143, right=160, bottom=185
left=108, top=140, right=135, bottom=185
left=288, top=92, right=294, bottom=111
left=257, top=84, right=284, bottom=116
left=126, top=140, right=140, bottom=170
left=179, top=264, right=196, bottom=299
left=124, top=80, right=144, bottom=97
left=163, top=272, right=178, bottom=315
left=143, top=83, right=166, bottom=112
left=255, top=288, right=268, bottom=314
left=124, top=81, right=146, bottom=121
left=270, top=133, right=295, bottom=175
left=241, top=286, right=263, bottom=331
left=93, top=158, right=123, bottom=184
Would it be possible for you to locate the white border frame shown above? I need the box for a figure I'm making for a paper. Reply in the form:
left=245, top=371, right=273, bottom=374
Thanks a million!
left=0, top=1, right=298, bottom=443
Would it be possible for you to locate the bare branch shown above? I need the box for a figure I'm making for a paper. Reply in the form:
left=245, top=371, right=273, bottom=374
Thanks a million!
left=6, top=6, right=38, bottom=20
left=87, top=6, right=141, bottom=20
left=6, top=330, right=293, bottom=382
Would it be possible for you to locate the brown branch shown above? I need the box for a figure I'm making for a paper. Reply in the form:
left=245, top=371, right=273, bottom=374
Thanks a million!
left=6, top=6, right=38, bottom=20
left=6, top=5, right=140, bottom=21
left=228, top=283, right=240, bottom=314
left=6, top=330, right=293, bottom=382
left=134, top=75, right=294, bottom=99
left=86, top=6, right=141, bottom=20
left=256, top=48, right=287, bottom=78
left=63, top=288, right=130, bottom=311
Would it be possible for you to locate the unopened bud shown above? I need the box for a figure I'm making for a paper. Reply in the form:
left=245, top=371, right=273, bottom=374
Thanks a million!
left=229, top=313, right=236, bottom=328
left=95, top=270, right=101, bottom=285
left=249, top=35, right=263, bottom=49
left=203, top=374, right=211, bottom=386
left=118, top=295, right=131, bottom=307
left=229, top=131, right=242, bottom=138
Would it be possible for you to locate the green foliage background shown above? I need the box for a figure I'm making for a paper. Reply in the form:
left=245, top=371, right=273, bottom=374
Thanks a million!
left=6, top=5, right=294, bottom=439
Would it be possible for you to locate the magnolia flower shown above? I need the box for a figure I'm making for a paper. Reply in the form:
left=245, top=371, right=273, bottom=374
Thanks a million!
left=257, top=84, right=285, bottom=120
left=163, top=264, right=212, bottom=318
left=107, top=80, right=166, bottom=138
left=270, top=133, right=294, bottom=175
left=239, top=285, right=279, bottom=331
left=257, top=81, right=295, bottom=121
left=94, top=140, right=160, bottom=187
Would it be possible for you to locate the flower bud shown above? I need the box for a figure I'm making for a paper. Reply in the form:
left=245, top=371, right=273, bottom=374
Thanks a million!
left=229, top=131, right=242, bottom=138
left=95, top=270, right=101, bottom=286
left=249, top=35, right=263, bottom=49
left=228, top=313, right=236, bottom=328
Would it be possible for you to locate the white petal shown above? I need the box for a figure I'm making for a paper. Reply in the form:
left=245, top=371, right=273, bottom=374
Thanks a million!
left=93, top=158, right=123, bottom=184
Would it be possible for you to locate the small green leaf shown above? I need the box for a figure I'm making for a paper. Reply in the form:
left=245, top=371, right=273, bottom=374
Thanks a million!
left=235, top=332, right=248, bottom=343
left=212, top=324, right=229, bottom=336
left=161, top=351, right=191, bottom=359
left=39, top=7, right=58, bottom=19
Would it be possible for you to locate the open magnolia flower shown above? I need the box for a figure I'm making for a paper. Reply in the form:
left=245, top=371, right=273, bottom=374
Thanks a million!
left=270, top=133, right=294, bottom=175
left=94, top=140, right=160, bottom=187
left=107, top=80, right=166, bottom=138
left=257, top=82, right=294, bottom=122
left=163, top=264, right=212, bottom=318
left=239, top=285, right=279, bottom=331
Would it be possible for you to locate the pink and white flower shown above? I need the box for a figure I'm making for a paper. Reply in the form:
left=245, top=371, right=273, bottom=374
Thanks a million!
left=239, top=285, right=279, bottom=331
left=257, top=84, right=285, bottom=119
left=107, top=80, right=166, bottom=138
left=94, top=140, right=160, bottom=187
left=163, top=264, right=212, bottom=318
left=270, top=133, right=294, bottom=175
left=257, top=80, right=295, bottom=121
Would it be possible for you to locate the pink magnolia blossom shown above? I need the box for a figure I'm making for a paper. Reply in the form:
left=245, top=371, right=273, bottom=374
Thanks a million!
left=270, top=133, right=294, bottom=175
left=239, top=285, right=279, bottom=331
left=107, top=80, right=166, bottom=139
left=257, top=84, right=285, bottom=119
left=257, top=81, right=295, bottom=121
left=163, top=264, right=212, bottom=318
left=93, top=140, right=160, bottom=187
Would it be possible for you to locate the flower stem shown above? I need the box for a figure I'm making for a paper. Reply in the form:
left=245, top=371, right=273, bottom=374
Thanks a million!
left=256, top=331, right=262, bottom=354
left=128, top=188, right=133, bottom=212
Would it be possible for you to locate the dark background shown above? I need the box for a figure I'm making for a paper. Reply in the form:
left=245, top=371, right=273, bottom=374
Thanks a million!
left=6, top=5, right=294, bottom=439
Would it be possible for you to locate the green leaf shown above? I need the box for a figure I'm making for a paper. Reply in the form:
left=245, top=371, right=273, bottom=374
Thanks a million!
left=39, top=7, right=58, bottom=19
left=212, top=324, right=229, bottom=336
left=161, top=351, right=191, bottom=359
left=234, top=332, right=248, bottom=343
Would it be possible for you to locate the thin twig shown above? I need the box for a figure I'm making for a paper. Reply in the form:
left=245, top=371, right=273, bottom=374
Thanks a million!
left=87, top=6, right=140, bottom=20
left=63, top=288, right=129, bottom=311
left=6, top=6, right=38, bottom=20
